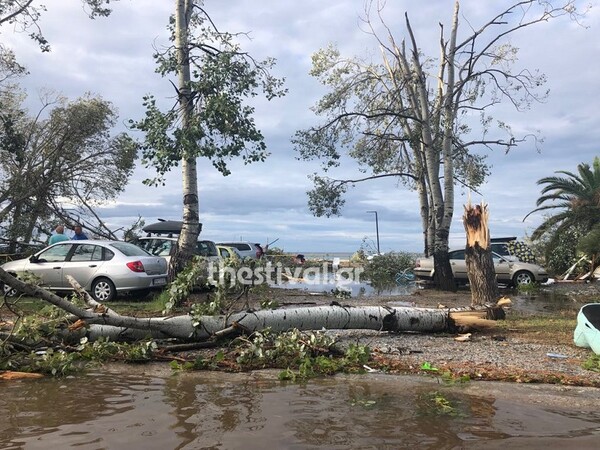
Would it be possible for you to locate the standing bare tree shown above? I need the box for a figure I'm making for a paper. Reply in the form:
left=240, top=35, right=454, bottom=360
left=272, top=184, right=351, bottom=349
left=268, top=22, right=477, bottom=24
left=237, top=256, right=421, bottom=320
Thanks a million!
left=294, top=0, right=587, bottom=291
left=132, top=0, right=286, bottom=279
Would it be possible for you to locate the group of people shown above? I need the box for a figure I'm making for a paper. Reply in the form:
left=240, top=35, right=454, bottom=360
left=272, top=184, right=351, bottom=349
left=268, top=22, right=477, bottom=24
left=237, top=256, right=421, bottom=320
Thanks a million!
left=48, top=225, right=88, bottom=244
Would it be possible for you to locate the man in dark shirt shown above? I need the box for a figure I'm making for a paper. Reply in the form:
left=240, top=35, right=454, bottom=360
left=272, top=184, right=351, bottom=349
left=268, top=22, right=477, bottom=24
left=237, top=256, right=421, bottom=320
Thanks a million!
left=72, top=225, right=88, bottom=240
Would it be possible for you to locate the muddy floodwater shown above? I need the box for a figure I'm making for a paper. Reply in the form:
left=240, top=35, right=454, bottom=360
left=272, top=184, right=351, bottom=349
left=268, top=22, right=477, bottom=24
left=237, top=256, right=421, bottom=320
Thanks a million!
left=2, top=365, right=600, bottom=449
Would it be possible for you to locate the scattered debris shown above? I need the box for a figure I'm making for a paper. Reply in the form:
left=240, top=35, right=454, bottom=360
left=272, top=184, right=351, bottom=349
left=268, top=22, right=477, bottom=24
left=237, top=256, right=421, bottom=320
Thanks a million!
left=496, top=297, right=512, bottom=307
left=1, top=371, right=44, bottom=380
left=454, top=333, right=472, bottom=342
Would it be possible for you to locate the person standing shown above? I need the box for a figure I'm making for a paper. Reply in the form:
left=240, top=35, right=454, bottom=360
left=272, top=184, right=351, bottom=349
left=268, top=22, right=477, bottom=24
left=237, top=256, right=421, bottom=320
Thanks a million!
left=49, top=225, right=69, bottom=245
left=72, top=225, right=88, bottom=240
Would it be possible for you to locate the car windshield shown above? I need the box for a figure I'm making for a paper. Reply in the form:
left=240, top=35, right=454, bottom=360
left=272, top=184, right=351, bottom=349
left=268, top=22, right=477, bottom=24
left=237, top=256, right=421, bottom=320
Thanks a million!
left=220, top=243, right=251, bottom=251
left=198, top=241, right=218, bottom=257
left=110, top=241, right=151, bottom=257
left=37, top=243, right=73, bottom=262
left=449, top=250, right=505, bottom=261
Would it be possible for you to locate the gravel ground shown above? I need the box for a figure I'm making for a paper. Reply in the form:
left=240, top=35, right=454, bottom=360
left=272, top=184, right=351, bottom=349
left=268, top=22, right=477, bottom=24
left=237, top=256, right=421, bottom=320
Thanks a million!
left=268, top=281, right=600, bottom=386
left=327, top=328, right=600, bottom=384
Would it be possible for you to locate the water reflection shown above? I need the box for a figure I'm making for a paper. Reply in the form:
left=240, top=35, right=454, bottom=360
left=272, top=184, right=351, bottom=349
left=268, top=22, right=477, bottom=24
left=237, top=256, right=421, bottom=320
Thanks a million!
left=271, top=273, right=594, bottom=315
left=271, top=272, right=419, bottom=298
left=2, top=368, right=600, bottom=449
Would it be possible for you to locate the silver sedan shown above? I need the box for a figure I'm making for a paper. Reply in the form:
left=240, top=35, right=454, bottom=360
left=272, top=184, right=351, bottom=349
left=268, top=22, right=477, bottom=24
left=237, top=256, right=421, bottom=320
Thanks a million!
left=1, top=240, right=168, bottom=301
left=414, top=249, right=549, bottom=287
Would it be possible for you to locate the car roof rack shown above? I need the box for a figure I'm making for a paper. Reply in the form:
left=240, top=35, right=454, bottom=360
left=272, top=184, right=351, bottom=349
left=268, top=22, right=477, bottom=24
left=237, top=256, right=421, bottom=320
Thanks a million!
left=142, top=220, right=203, bottom=237
left=490, top=237, right=517, bottom=242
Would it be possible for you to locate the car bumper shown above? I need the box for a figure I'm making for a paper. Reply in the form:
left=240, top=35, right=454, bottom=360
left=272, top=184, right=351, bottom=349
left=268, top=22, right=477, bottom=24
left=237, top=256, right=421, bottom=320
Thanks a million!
left=413, top=267, right=434, bottom=280
left=110, top=274, right=168, bottom=292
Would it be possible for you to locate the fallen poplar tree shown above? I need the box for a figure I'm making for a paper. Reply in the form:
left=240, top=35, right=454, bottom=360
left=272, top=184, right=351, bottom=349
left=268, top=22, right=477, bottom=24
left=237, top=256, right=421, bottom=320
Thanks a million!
left=0, top=268, right=503, bottom=345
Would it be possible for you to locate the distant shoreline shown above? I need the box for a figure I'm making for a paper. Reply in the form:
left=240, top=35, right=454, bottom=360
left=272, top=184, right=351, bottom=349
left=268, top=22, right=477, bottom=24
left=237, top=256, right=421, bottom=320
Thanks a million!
left=285, top=252, right=354, bottom=260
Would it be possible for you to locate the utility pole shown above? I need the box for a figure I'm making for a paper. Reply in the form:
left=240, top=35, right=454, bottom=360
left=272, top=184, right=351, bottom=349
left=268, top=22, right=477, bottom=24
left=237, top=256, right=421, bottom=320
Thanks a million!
left=366, top=210, right=380, bottom=254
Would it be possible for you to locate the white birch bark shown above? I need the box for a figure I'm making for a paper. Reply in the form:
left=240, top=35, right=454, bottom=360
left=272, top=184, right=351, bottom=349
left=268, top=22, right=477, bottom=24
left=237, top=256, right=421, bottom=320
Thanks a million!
left=80, top=305, right=451, bottom=342
left=172, top=0, right=201, bottom=277
left=1, top=269, right=460, bottom=343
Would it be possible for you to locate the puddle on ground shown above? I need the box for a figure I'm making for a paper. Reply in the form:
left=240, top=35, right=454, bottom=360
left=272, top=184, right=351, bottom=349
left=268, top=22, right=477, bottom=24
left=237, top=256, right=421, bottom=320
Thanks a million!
left=271, top=275, right=595, bottom=315
left=2, top=368, right=600, bottom=449
left=270, top=272, right=419, bottom=298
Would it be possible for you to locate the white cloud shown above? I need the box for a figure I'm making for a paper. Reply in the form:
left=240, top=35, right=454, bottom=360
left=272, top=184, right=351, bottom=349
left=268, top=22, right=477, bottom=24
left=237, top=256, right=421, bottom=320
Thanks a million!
left=3, top=0, right=599, bottom=254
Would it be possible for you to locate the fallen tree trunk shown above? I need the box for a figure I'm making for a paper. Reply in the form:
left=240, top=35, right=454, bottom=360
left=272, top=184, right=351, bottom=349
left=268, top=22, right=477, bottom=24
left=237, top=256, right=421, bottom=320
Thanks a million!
left=1, top=268, right=500, bottom=344
left=75, top=305, right=450, bottom=342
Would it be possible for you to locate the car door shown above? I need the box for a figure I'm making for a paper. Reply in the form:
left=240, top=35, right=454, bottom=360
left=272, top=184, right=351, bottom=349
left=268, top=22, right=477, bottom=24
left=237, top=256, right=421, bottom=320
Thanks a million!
left=492, top=252, right=512, bottom=283
left=28, top=243, right=75, bottom=288
left=449, top=250, right=468, bottom=281
left=64, top=244, right=108, bottom=289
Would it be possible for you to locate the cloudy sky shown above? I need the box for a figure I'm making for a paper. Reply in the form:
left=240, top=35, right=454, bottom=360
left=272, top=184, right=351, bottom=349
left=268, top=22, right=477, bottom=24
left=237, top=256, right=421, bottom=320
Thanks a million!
left=3, top=0, right=599, bottom=254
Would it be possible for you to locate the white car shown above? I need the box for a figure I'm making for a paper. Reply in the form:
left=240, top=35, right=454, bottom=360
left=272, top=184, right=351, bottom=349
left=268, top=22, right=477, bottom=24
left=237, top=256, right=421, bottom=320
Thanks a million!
left=1, top=241, right=168, bottom=301
left=216, top=241, right=264, bottom=259
left=134, top=236, right=220, bottom=264
left=216, top=245, right=243, bottom=259
left=134, top=220, right=220, bottom=265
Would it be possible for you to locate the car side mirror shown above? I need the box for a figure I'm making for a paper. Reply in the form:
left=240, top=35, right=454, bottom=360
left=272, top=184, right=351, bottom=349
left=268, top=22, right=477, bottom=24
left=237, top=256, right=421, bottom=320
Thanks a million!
left=29, top=255, right=39, bottom=263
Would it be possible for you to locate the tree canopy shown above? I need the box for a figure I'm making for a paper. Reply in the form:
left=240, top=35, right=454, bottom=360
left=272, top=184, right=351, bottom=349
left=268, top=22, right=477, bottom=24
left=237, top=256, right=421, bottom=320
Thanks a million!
left=131, top=0, right=285, bottom=278
left=294, top=0, right=585, bottom=290
left=0, top=89, right=137, bottom=246
left=0, top=0, right=117, bottom=81
left=132, top=3, right=286, bottom=186
left=525, top=157, right=600, bottom=275
left=527, top=157, right=600, bottom=241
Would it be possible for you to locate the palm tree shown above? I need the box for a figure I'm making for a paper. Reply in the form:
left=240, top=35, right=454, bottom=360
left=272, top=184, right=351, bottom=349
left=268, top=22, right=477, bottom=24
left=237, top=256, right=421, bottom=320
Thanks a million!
left=577, top=225, right=600, bottom=279
left=526, top=157, right=600, bottom=241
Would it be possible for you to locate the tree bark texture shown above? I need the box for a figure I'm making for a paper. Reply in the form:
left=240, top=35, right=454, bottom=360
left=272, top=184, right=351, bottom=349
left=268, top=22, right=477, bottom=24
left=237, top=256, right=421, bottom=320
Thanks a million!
left=433, top=248, right=457, bottom=292
left=170, top=0, right=201, bottom=281
left=463, top=201, right=499, bottom=306
left=0, top=269, right=498, bottom=344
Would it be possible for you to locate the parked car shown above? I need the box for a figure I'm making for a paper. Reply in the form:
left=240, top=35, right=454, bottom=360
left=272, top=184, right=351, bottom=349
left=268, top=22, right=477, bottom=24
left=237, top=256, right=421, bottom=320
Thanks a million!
left=1, top=241, right=168, bottom=301
left=0, top=241, right=45, bottom=263
left=413, top=249, right=549, bottom=287
left=216, top=242, right=264, bottom=259
left=133, top=220, right=219, bottom=265
left=490, top=237, right=538, bottom=264
left=216, top=245, right=242, bottom=259
left=134, top=236, right=220, bottom=264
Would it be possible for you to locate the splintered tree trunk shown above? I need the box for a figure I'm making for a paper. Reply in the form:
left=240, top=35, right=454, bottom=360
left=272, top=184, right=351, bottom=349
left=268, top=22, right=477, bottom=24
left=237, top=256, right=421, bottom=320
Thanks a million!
left=463, top=201, right=498, bottom=306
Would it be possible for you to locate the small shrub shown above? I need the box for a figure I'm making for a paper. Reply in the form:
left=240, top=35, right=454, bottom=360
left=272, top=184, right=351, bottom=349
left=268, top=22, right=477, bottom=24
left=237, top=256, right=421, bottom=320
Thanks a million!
left=362, top=252, right=416, bottom=287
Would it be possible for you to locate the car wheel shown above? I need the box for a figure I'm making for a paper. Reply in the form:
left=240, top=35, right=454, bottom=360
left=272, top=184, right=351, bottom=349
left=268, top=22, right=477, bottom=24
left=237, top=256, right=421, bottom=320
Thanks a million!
left=512, top=270, right=534, bottom=287
left=91, top=277, right=116, bottom=302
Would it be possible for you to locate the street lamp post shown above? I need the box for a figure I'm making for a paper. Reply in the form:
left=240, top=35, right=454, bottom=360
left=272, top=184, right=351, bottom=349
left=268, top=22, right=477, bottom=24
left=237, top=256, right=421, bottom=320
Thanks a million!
left=366, top=210, right=380, bottom=255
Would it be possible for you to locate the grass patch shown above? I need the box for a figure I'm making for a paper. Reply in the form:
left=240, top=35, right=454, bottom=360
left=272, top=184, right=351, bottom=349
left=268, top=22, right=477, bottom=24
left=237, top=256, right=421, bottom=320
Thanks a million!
left=496, top=311, right=576, bottom=344
left=1, top=296, right=49, bottom=315
left=105, top=295, right=166, bottom=316
left=582, top=354, right=600, bottom=372
left=1, top=292, right=166, bottom=319
left=515, top=282, right=542, bottom=294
